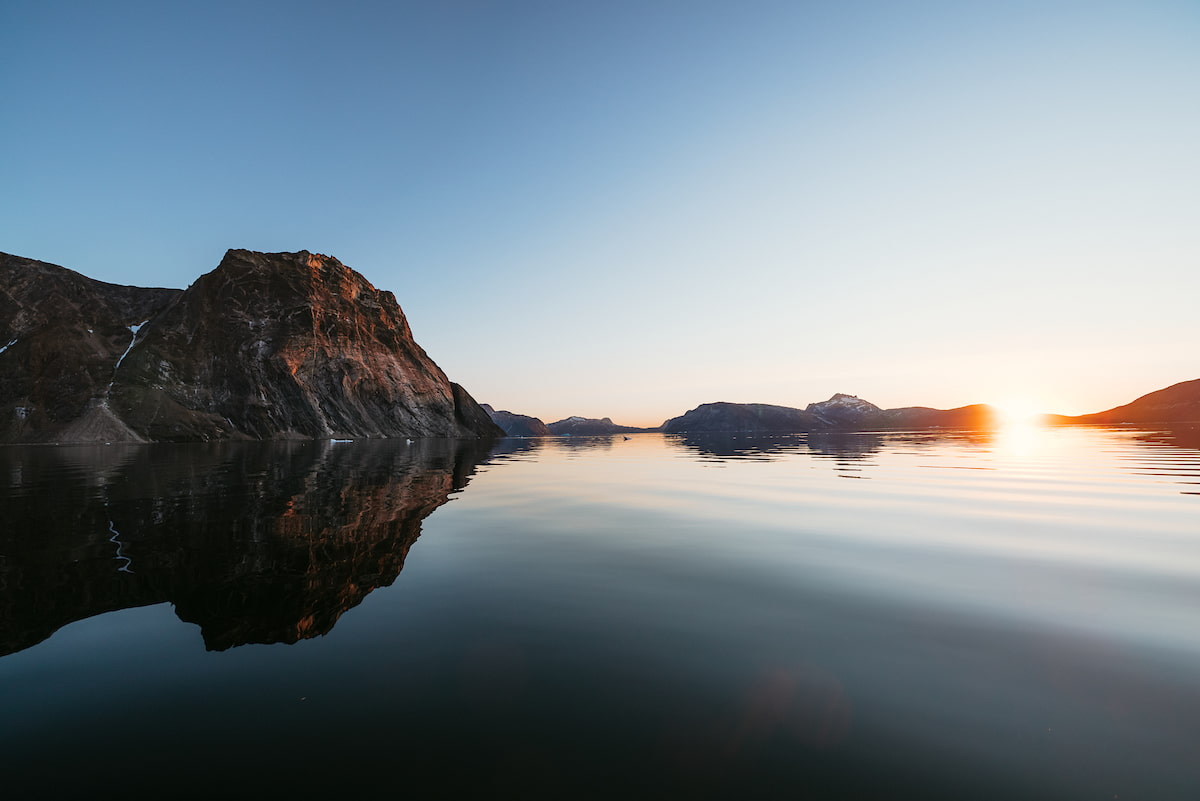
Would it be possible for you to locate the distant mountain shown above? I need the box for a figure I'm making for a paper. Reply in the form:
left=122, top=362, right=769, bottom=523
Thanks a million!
left=0, top=250, right=501, bottom=442
left=1048, top=379, right=1200, bottom=425
left=663, top=394, right=997, bottom=433
left=878, top=404, right=997, bottom=429
left=661, top=402, right=819, bottom=433
left=481, top=404, right=551, bottom=436
left=805, top=393, right=883, bottom=427
left=546, top=416, right=654, bottom=436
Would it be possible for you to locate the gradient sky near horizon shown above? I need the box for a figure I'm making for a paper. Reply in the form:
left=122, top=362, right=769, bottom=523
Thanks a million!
left=4, top=0, right=1198, bottom=426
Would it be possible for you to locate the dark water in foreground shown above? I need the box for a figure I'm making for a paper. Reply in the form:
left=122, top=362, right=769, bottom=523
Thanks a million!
left=2, top=427, right=1199, bottom=799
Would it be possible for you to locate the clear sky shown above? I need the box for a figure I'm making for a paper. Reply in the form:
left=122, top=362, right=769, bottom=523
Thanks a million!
left=4, top=0, right=1198, bottom=426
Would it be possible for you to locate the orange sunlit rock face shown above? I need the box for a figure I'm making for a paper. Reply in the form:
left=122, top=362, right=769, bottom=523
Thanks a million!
left=0, top=249, right=500, bottom=443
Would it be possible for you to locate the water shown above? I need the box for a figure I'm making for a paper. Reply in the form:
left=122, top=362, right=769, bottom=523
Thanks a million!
left=1, top=427, right=1198, bottom=799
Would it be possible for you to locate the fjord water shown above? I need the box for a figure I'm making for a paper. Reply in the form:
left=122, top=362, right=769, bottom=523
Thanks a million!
left=2, top=428, right=1198, bottom=799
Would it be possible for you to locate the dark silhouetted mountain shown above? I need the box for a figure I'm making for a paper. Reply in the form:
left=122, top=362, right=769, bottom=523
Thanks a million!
left=546, top=416, right=654, bottom=436
left=481, top=403, right=552, bottom=436
left=663, top=395, right=998, bottom=433
left=1047, top=378, right=1200, bottom=425
left=662, top=402, right=820, bottom=433
left=0, top=250, right=500, bottom=442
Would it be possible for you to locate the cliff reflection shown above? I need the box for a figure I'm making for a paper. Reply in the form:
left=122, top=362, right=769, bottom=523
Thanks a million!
left=0, top=438, right=491, bottom=656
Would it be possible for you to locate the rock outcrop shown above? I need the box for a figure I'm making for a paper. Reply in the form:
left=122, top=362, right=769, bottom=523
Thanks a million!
left=0, top=249, right=501, bottom=442
left=662, top=395, right=998, bottom=433
left=481, top=403, right=552, bottom=436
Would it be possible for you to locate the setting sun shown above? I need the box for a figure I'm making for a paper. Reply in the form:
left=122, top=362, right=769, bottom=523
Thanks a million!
left=992, top=397, right=1047, bottom=426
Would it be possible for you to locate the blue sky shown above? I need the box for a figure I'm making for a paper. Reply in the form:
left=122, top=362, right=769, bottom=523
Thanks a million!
left=4, top=0, right=1198, bottom=425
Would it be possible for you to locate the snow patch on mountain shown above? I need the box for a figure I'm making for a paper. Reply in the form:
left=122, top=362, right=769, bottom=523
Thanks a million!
left=805, top=393, right=883, bottom=425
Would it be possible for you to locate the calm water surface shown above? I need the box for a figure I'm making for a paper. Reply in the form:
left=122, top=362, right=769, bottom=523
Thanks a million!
left=2, top=426, right=1199, bottom=799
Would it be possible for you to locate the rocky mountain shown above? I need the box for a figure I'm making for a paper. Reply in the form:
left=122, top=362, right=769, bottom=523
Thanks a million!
left=1048, top=378, right=1200, bottom=425
left=546, top=415, right=653, bottom=436
left=481, top=403, right=552, bottom=436
left=0, top=249, right=501, bottom=442
left=805, top=393, right=883, bottom=427
left=662, top=395, right=997, bottom=433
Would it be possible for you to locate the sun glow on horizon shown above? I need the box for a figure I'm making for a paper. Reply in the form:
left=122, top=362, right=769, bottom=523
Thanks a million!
left=991, top=397, right=1048, bottom=427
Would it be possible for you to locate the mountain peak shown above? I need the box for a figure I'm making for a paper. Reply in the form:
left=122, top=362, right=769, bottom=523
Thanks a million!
left=805, top=393, right=883, bottom=425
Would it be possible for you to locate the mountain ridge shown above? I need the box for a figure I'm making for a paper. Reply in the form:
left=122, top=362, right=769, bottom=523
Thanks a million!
left=661, top=394, right=998, bottom=433
left=1045, top=379, right=1200, bottom=426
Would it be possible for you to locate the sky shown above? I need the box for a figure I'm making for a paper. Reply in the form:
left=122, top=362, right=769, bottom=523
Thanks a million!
left=3, top=0, right=1198, bottom=426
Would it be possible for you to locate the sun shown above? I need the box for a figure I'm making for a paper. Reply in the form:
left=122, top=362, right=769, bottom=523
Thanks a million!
left=991, top=397, right=1045, bottom=426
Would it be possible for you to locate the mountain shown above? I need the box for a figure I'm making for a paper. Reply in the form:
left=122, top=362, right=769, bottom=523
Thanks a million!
left=1048, top=379, right=1200, bottom=425
left=662, top=394, right=997, bottom=433
left=878, top=404, right=997, bottom=429
left=546, top=415, right=654, bottom=436
left=661, top=402, right=819, bottom=433
left=481, top=403, right=552, bottom=436
left=805, top=393, right=883, bottom=427
left=0, top=249, right=501, bottom=442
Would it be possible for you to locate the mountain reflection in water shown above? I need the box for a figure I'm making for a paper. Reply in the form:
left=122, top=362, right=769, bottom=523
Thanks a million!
left=0, top=438, right=490, bottom=655
left=1, top=427, right=1199, bottom=800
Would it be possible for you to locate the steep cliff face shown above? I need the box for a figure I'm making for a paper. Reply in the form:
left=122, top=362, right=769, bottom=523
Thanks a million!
left=0, top=249, right=500, bottom=442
